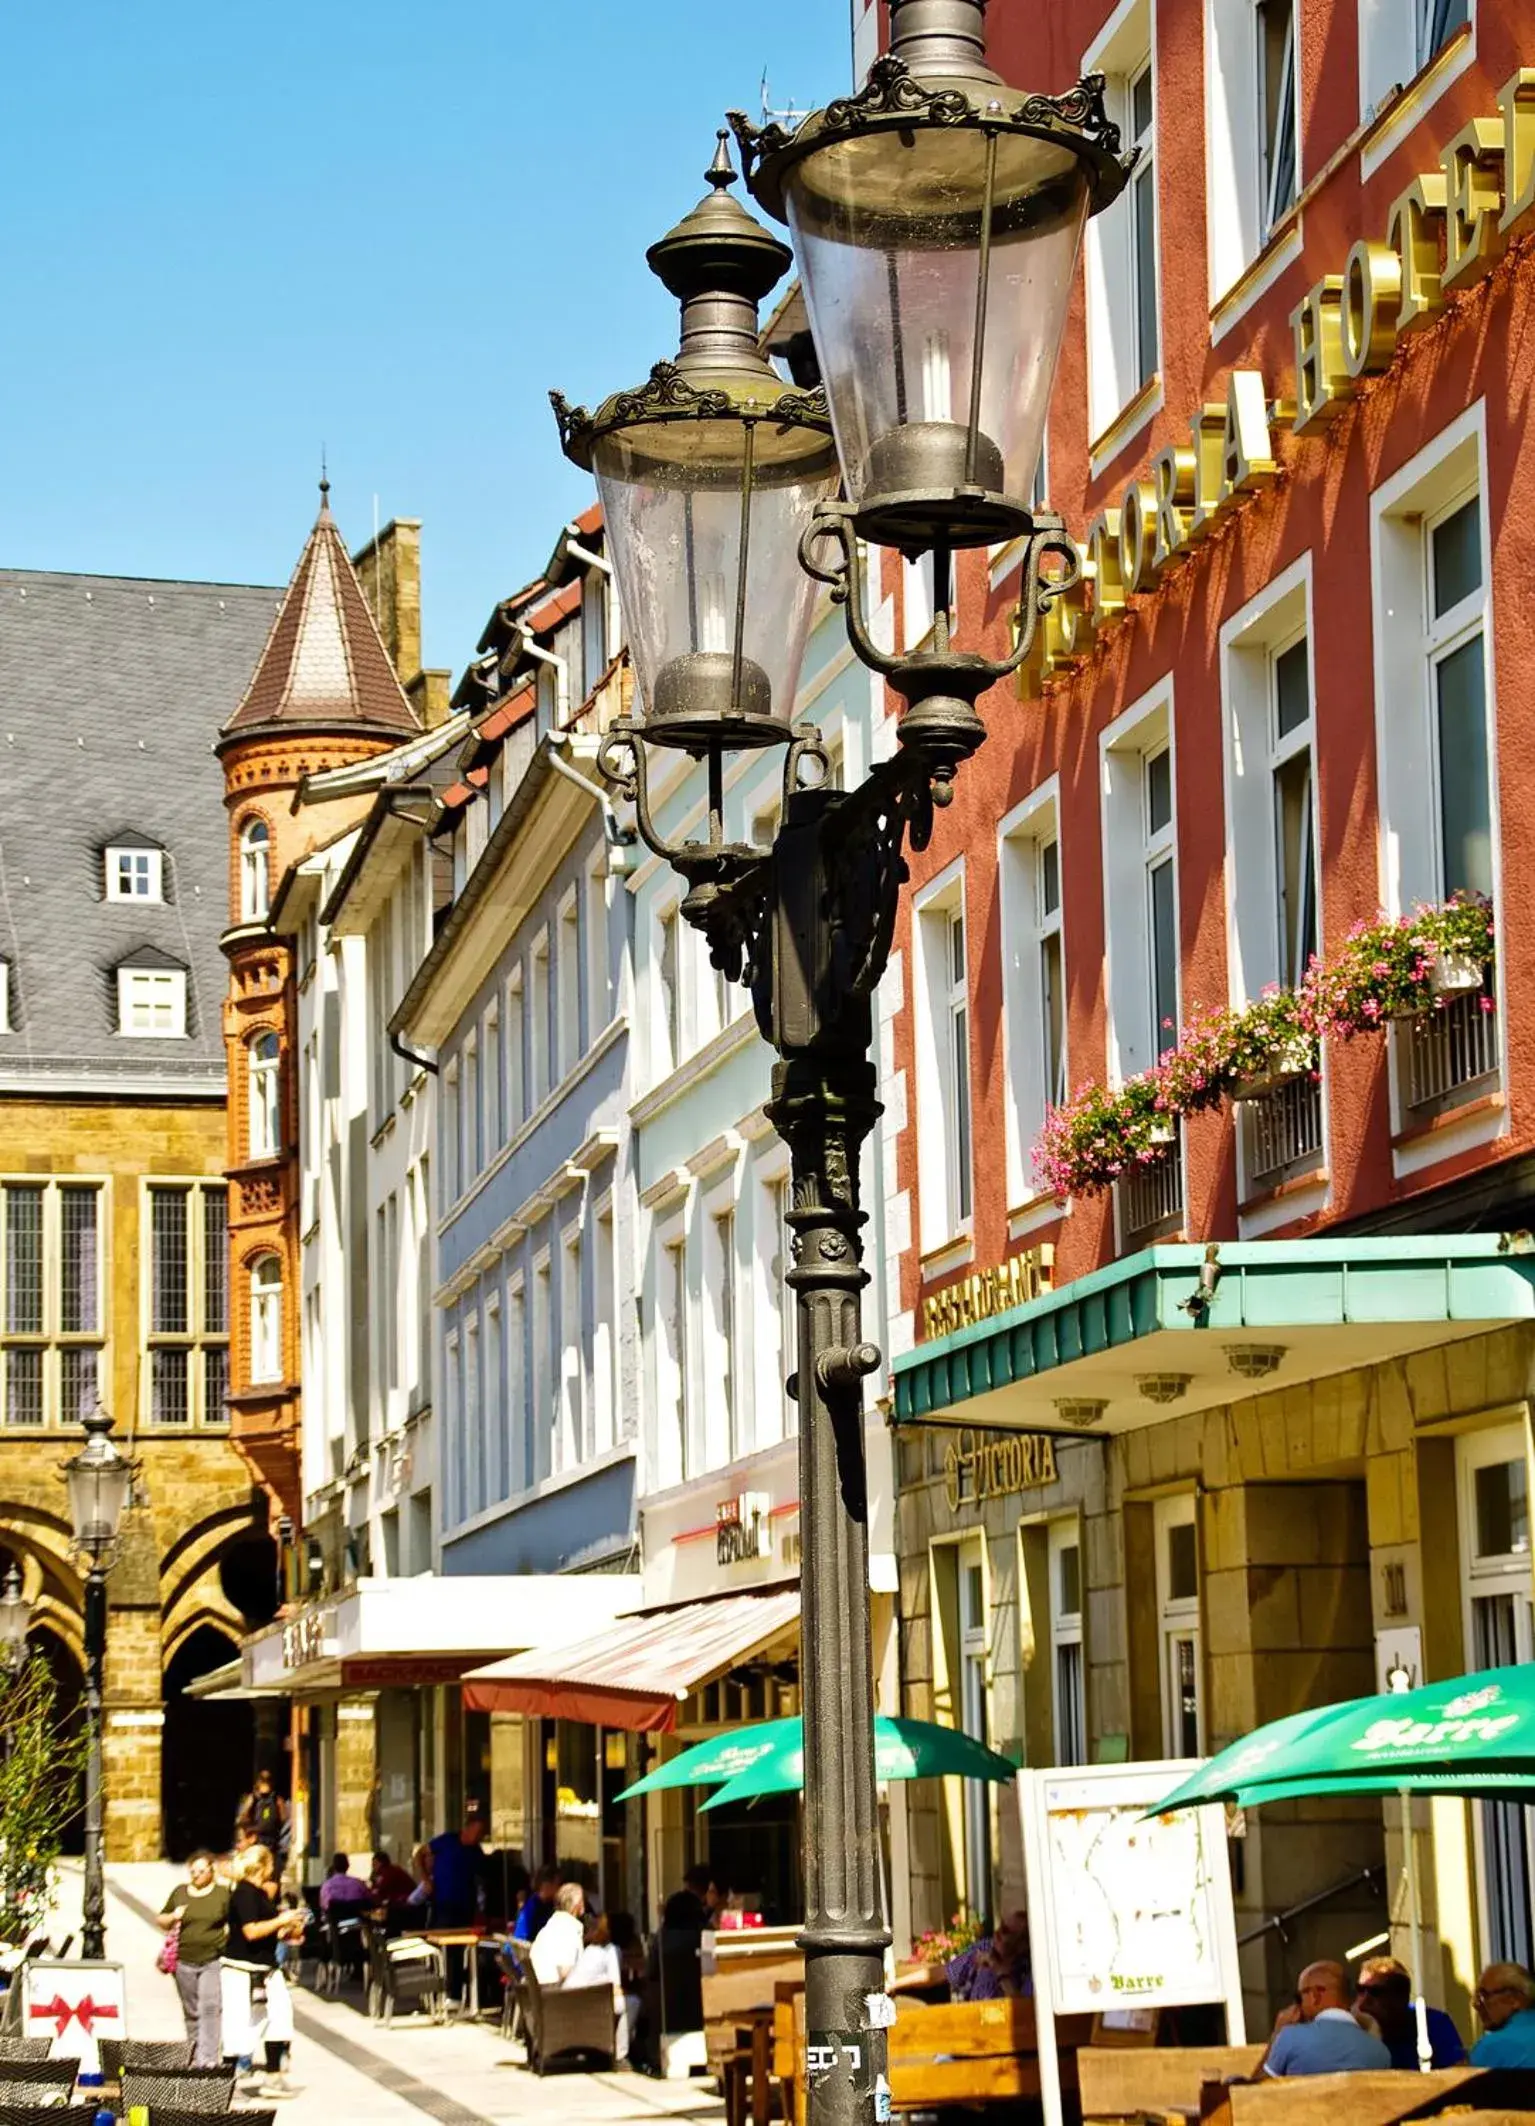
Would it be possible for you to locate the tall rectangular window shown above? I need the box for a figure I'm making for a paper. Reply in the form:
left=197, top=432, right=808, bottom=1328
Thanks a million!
left=657, top=905, right=683, bottom=1078
left=593, top=1200, right=616, bottom=1457
left=1049, top=1520, right=1086, bottom=1767
left=530, top=937, right=551, bottom=1107
left=757, top=1170, right=793, bottom=1450
left=1257, top=0, right=1297, bottom=238
left=1428, top=495, right=1491, bottom=900
left=914, top=873, right=973, bottom=1250
left=507, top=1277, right=527, bottom=1498
left=463, top=1034, right=480, bottom=1185
left=506, top=970, right=526, bottom=1131
left=1038, top=838, right=1065, bottom=1110
left=1003, top=795, right=1072, bottom=1212
left=1145, top=748, right=1177, bottom=1056
left=559, top=1229, right=583, bottom=1469
left=1084, top=4, right=1157, bottom=436
left=3, top=1182, right=110, bottom=1428
left=414, top=1158, right=431, bottom=1415
left=386, top=1192, right=400, bottom=1395
left=146, top=1183, right=228, bottom=1426
left=485, top=1294, right=503, bottom=1505
left=532, top=1257, right=553, bottom=1483
left=661, top=1234, right=689, bottom=1484
left=464, top=1312, right=482, bottom=1521
left=1129, top=61, right=1158, bottom=388
left=483, top=1003, right=503, bottom=1158
left=587, top=853, right=610, bottom=1039
left=558, top=890, right=582, bottom=1079
left=443, top=1063, right=461, bottom=1206
left=1155, top=1495, right=1203, bottom=1756
left=1458, top=1425, right=1534, bottom=1968
left=1271, top=636, right=1316, bottom=986
left=706, top=1206, right=737, bottom=1465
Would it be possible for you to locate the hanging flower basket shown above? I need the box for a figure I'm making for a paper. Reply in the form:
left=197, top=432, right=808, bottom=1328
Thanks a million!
left=1232, top=1036, right=1315, bottom=1101
left=1429, top=950, right=1484, bottom=997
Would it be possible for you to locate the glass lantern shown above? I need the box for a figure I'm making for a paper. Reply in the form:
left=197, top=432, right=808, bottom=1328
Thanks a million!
left=0, top=1564, right=30, bottom=1670
left=733, top=0, right=1129, bottom=553
left=63, top=1409, right=135, bottom=1561
left=554, top=139, right=837, bottom=753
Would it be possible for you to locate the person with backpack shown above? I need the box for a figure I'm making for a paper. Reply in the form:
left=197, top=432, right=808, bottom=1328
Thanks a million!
left=236, top=1768, right=287, bottom=1858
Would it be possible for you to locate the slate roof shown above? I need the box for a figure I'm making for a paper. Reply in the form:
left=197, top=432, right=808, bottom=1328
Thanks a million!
left=222, top=486, right=421, bottom=742
left=0, top=569, right=280, bottom=1086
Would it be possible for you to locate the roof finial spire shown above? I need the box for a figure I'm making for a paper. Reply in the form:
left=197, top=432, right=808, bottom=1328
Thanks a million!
left=707, top=129, right=736, bottom=191
left=319, top=446, right=330, bottom=510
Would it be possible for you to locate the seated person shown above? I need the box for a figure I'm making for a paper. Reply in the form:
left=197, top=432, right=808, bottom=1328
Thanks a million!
left=530, top=1881, right=587, bottom=1988
left=1353, top=1955, right=1465, bottom=2069
left=319, top=1851, right=373, bottom=1914
left=1470, top=1962, right=1535, bottom=2066
left=514, top=1864, right=562, bottom=1942
left=947, top=1910, right=1033, bottom=2001
left=1263, top=1961, right=1391, bottom=2076
left=370, top=1849, right=415, bottom=1905
left=569, top=1910, right=633, bottom=2058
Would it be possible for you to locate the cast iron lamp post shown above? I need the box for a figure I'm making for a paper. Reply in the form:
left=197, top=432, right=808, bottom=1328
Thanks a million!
left=62, top=1410, right=136, bottom=1963
left=554, top=9, right=1128, bottom=2123
left=0, top=1565, right=31, bottom=1675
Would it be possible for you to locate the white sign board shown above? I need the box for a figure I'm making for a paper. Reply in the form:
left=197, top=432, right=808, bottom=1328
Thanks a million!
left=20, top=1958, right=126, bottom=2063
left=1018, top=1761, right=1245, bottom=2126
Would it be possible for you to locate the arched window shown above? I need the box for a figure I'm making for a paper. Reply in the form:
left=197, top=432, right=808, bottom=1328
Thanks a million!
left=240, top=818, right=270, bottom=923
left=248, top=1031, right=280, bottom=1160
left=250, top=1256, right=282, bottom=1384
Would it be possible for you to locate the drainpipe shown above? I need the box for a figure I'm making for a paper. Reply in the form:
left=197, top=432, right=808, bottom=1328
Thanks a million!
left=517, top=629, right=569, bottom=727
left=547, top=733, right=638, bottom=870
left=563, top=533, right=612, bottom=575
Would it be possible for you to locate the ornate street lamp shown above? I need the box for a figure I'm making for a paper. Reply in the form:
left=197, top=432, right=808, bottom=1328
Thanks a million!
left=555, top=11, right=1127, bottom=2124
left=0, top=1564, right=31, bottom=1674
left=62, top=1410, right=137, bottom=1963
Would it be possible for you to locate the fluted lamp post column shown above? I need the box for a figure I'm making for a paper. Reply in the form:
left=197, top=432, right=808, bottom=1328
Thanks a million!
left=554, top=12, right=1128, bottom=2125
left=62, top=1410, right=137, bottom=1963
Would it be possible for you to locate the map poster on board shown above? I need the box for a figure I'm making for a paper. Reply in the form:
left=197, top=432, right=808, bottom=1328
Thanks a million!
left=1017, top=1761, right=1245, bottom=2126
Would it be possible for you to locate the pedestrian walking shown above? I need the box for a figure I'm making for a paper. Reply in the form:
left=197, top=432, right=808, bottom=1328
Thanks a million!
left=236, top=1768, right=288, bottom=1859
left=221, top=1844, right=304, bottom=2100
left=156, top=1850, right=230, bottom=2067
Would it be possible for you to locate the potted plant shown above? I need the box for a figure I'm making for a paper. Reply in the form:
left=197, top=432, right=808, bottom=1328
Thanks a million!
left=1226, top=989, right=1315, bottom=1099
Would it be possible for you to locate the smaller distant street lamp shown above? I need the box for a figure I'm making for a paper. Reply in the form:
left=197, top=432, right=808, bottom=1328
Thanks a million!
left=62, top=1410, right=137, bottom=1963
left=0, top=1564, right=31, bottom=1675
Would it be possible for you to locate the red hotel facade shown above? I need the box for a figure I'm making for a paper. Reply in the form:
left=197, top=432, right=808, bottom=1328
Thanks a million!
left=881, top=0, right=1535, bottom=2029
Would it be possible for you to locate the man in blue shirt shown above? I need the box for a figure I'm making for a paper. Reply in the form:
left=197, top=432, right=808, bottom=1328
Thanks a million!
left=1470, top=1963, right=1535, bottom=2066
left=1263, top=1961, right=1391, bottom=2076
left=1354, top=1956, right=1466, bottom=2070
left=513, top=1866, right=563, bottom=1942
left=427, top=1812, right=489, bottom=1927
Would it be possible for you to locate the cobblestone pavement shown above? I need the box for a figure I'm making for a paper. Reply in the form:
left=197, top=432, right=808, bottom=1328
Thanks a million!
left=47, top=1864, right=726, bottom=2126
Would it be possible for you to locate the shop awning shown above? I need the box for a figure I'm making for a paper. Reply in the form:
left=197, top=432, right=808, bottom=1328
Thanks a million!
left=892, top=1236, right=1535, bottom=1435
left=185, top=1660, right=289, bottom=1703
left=461, top=1587, right=801, bottom=1732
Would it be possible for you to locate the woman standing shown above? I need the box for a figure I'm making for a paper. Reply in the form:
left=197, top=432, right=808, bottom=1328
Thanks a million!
left=221, top=1846, right=304, bottom=2100
left=155, top=1851, right=229, bottom=2067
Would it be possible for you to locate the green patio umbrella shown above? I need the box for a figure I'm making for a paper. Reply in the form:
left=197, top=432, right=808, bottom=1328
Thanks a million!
left=616, top=1717, right=799, bottom=1801
left=696, top=1715, right=1018, bottom=1809
left=1150, top=1664, right=1535, bottom=2074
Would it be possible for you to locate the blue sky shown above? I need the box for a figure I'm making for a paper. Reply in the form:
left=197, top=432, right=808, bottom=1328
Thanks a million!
left=0, top=2, right=850, bottom=676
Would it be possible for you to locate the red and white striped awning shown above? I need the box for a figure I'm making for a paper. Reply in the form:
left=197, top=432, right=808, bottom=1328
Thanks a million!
left=461, top=1587, right=800, bottom=1732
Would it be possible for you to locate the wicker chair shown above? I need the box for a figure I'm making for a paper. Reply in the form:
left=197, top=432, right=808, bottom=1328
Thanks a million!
left=100, top=2035, right=192, bottom=2074
left=0, top=2107, right=104, bottom=2126
left=0, top=2058, right=79, bottom=2104
left=157, top=2113, right=275, bottom=2126
left=364, top=1924, right=445, bottom=2027
left=0, top=2043, right=49, bottom=2064
left=120, top=2062, right=238, bottom=2112
left=517, top=1951, right=617, bottom=2075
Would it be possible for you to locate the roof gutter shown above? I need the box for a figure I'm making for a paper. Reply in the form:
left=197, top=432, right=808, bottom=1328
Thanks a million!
left=516, top=629, right=569, bottom=722
left=546, top=732, right=635, bottom=856
left=562, top=533, right=611, bottom=576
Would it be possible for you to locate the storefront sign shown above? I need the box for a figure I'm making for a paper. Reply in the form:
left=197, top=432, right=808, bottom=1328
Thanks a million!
left=281, top=1605, right=335, bottom=1673
left=944, top=1428, right=1058, bottom=1512
left=1026, top=67, right=1535, bottom=691
left=716, top=1492, right=771, bottom=1566
left=923, top=1246, right=1054, bottom=1341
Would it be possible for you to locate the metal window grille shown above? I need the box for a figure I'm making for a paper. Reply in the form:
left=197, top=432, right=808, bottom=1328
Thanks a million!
left=1245, top=1075, right=1324, bottom=1187
left=59, top=1186, right=99, bottom=1333
left=203, top=1189, right=228, bottom=1334
left=150, top=1188, right=189, bottom=1335
left=5, top=1187, right=43, bottom=1334
left=1402, top=984, right=1499, bottom=1113
left=1119, top=1148, right=1183, bottom=1244
left=151, top=1348, right=190, bottom=1426
left=4, top=1349, right=42, bottom=1426
left=61, top=1347, right=99, bottom=1422
left=203, top=1344, right=229, bottom=1425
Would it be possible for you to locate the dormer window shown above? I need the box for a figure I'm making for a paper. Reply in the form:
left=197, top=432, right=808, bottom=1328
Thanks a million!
left=116, top=953, right=187, bottom=1038
left=240, top=818, right=271, bottom=923
left=105, top=840, right=164, bottom=903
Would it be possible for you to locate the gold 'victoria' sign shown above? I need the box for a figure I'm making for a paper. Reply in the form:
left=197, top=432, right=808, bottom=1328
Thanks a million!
left=944, top=1428, right=1058, bottom=1512
left=922, top=1246, right=1054, bottom=1341
left=1021, top=67, right=1535, bottom=690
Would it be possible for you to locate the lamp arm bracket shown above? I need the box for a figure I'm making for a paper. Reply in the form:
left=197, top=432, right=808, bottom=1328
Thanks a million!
left=799, top=506, right=901, bottom=678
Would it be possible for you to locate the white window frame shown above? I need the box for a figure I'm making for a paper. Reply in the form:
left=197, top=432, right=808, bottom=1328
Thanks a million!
left=1154, top=1493, right=1204, bottom=1757
left=1101, top=684, right=1177, bottom=1085
left=1206, top=0, right=1299, bottom=302
left=912, top=859, right=973, bottom=1255
left=531, top=1249, right=553, bottom=1485
left=506, top=1272, right=526, bottom=1500
left=106, top=845, right=163, bottom=904
left=592, top=1193, right=617, bottom=1458
left=529, top=930, right=552, bottom=1109
left=117, top=966, right=186, bottom=1039
left=464, top=1308, right=482, bottom=1522
left=559, top=1222, right=584, bottom=1471
left=463, top=1031, right=480, bottom=1185
left=703, top=1187, right=739, bottom=1469
left=1359, top=0, right=1474, bottom=131
left=956, top=1535, right=992, bottom=1912
left=1456, top=1421, right=1535, bottom=1968
left=656, top=1215, right=690, bottom=1489
left=248, top=1031, right=281, bottom=1161
left=249, top=1254, right=283, bottom=1386
left=754, top=1158, right=794, bottom=1451
left=442, top=1060, right=462, bottom=1207
left=1083, top=0, right=1159, bottom=442
left=443, top=1326, right=462, bottom=1526
left=999, top=783, right=1066, bottom=1217
left=1047, top=1516, right=1087, bottom=1767
left=656, top=901, right=685, bottom=1080
left=586, top=849, right=610, bottom=1040
left=506, top=968, right=526, bottom=1133
left=239, top=818, right=270, bottom=924
left=557, top=884, right=582, bottom=1080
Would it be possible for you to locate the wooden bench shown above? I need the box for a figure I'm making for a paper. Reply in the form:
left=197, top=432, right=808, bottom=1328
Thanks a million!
left=1199, top=2065, right=1535, bottom=2124
left=1079, top=2045, right=1265, bottom=2124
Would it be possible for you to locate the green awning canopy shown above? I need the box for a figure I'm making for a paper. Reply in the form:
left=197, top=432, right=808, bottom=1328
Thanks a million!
left=892, top=1237, right=1535, bottom=1435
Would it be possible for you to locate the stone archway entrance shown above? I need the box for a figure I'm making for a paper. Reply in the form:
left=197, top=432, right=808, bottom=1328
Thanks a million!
left=161, top=1625, right=252, bottom=1861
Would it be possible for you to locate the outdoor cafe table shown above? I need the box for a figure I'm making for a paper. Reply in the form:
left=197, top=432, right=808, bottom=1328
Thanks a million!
left=410, top=1926, right=489, bottom=2019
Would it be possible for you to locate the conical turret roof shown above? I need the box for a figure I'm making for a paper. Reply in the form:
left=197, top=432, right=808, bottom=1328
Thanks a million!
left=221, top=483, right=421, bottom=741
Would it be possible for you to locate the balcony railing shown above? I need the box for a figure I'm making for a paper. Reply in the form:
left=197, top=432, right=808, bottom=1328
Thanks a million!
left=1398, top=979, right=1499, bottom=1120
left=1242, top=1073, right=1324, bottom=1193
left=1119, top=1144, right=1183, bottom=1247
